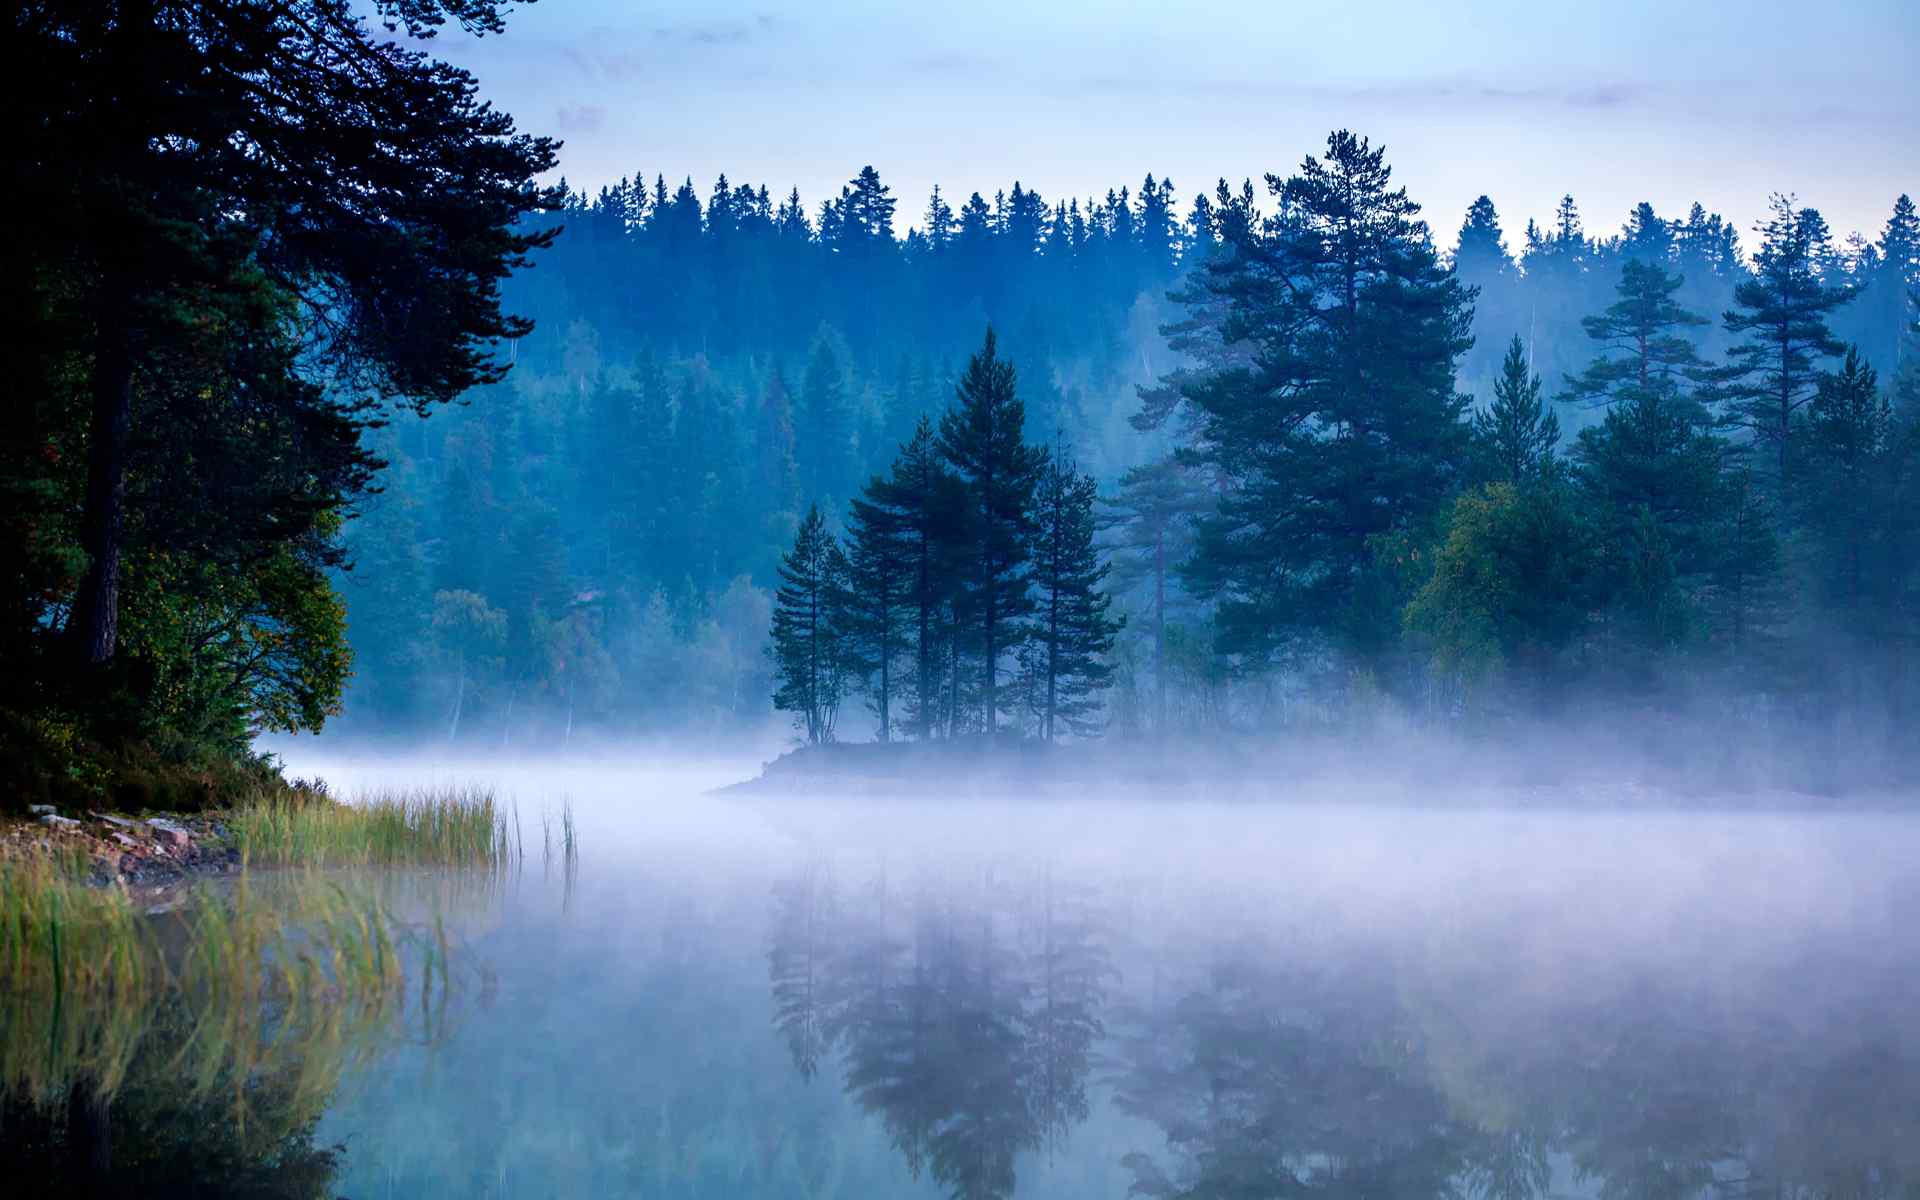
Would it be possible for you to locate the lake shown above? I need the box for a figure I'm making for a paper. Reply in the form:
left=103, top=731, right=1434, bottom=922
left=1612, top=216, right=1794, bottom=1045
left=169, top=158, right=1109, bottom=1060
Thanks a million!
left=13, top=756, right=1920, bottom=1198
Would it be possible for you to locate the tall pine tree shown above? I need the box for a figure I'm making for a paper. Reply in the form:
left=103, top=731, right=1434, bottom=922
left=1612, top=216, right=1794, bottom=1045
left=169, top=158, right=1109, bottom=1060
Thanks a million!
left=1027, top=448, right=1121, bottom=739
left=1174, top=131, right=1474, bottom=663
left=938, top=329, right=1046, bottom=732
left=770, top=505, right=851, bottom=743
left=1719, top=195, right=1855, bottom=487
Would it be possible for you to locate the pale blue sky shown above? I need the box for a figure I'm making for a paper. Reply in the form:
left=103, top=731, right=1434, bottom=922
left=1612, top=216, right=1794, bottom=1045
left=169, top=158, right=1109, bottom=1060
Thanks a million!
left=428, top=0, right=1917, bottom=247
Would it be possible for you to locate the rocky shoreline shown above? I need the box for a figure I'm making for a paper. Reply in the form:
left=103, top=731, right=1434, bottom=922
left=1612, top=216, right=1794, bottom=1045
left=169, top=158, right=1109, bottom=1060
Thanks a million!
left=5, top=806, right=244, bottom=906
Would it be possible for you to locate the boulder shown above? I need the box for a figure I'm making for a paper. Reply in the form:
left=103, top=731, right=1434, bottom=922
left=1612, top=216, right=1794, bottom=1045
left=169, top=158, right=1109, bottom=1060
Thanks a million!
left=38, top=813, right=80, bottom=830
left=147, top=818, right=192, bottom=850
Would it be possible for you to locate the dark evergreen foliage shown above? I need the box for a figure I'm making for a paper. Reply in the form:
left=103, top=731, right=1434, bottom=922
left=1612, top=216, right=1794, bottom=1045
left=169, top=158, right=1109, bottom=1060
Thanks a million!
left=1719, top=195, right=1855, bottom=486
left=1174, top=131, right=1476, bottom=663
left=1473, top=336, right=1561, bottom=485
left=937, top=330, right=1049, bottom=732
left=1026, top=450, right=1122, bottom=739
left=770, top=505, right=851, bottom=744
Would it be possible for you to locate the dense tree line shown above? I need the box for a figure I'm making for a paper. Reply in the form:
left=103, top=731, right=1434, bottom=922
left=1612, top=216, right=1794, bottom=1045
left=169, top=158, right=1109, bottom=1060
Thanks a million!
left=325, top=163, right=1205, bottom=746
left=346, top=146, right=1916, bottom=756
left=7, top=0, right=1915, bottom=773
left=1107, top=134, right=1920, bottom=754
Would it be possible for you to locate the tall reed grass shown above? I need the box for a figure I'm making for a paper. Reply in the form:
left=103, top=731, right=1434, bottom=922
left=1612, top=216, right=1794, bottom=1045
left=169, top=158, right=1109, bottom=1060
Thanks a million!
left=0, top=850, right=455, bottom=1130
left=228, top=784, right=515, bottom=870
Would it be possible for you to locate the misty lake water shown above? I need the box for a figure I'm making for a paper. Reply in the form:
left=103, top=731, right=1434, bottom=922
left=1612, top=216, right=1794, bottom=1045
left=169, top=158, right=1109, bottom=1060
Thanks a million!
left=51, top=758, right=1920, bottom=1196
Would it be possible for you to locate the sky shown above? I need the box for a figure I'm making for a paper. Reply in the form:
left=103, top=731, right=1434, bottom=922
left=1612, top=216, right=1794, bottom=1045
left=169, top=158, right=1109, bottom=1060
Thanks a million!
left=421, top=0, right=1918, bottom=250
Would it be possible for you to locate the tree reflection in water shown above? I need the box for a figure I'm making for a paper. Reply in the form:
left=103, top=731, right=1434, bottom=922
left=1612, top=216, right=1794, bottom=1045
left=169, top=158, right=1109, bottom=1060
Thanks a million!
left=771, top=861, right=1115, bottom=1200
left=0, top=870, right=487, bottom=1198
left=772, top=857, right=1920, bottom=1200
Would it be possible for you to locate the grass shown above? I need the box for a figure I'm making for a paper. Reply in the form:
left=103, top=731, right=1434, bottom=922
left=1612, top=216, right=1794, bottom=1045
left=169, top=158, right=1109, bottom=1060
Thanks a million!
left=1, top=781, right=566, bottom=1130
left=0, top=849, right=464, bottom=1134
left=227, top=783, right=517, bottom=870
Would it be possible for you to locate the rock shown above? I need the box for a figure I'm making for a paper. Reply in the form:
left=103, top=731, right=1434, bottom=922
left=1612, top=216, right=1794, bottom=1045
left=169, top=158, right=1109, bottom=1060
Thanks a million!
left=28, top=804, right=56, bottom=816
left=38, top=814, right=80, bottom=829
left=110, top=832, right=139, bottom=849
left=147, top=818, right=192, bottom=850
left=91, top=812, right=139, bottom=830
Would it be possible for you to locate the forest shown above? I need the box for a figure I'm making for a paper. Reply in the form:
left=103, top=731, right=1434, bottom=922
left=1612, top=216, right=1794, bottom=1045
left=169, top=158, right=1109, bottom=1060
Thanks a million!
left=330, top=141, right=1920, bottom=763
left=3, top=0, right=1918, bottom=792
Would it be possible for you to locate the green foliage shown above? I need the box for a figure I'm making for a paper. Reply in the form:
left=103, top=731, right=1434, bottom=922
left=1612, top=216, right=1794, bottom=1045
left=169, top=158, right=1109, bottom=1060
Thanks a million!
left=1177, top=131, right=1475, bottom=665
left=228, top=785, right=515, bottom=870
left=1405, top=482, right=1596, bottom=690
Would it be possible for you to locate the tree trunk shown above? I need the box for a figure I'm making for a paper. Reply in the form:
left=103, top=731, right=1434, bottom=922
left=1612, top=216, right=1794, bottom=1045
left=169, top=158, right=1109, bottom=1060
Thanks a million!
left=983, top=587, right=997, bottom=733
left=1153, top=529, right=1167, bottom=732
left=70, top=315, right=135, bottom=665
left=878, top=608, right=891, bottom=743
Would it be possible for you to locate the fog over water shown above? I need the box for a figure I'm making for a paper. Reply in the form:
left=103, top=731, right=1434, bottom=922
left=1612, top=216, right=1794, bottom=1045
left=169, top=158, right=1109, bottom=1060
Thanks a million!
left=275, top=752, right=1920, bottom=1198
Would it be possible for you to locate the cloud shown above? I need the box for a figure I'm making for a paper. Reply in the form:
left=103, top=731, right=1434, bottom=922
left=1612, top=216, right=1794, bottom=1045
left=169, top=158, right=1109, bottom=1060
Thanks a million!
left=650, top=12, right=776, bottom=48
left=1070, top=73, right=1652, bottom=113
left=555, top=104, right=607, bottom=133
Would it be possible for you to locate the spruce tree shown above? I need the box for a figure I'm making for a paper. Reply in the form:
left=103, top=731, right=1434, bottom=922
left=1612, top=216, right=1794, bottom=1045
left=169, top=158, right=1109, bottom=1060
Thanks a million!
left=858, top=417, right=966, bottom=740
left=770, top=505, right=851, bottom=744
left=844, top=469, right=915, bottom=741
left=1029, top=449, right=1121, bottom=739
left=937, top=329, right=1046, bottom=732
left=1173, top=131, right=1474, bottom=662
left=1719, top=194, right=1855, bottom=486
left=1474, top=336, right=1561, bottom=484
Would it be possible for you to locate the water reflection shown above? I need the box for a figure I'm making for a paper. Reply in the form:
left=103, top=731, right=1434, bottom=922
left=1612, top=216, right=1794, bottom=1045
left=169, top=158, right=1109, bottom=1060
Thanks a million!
left=770, top=844, right=1920, bottom=1200
left=0, top=869, right=498, bottom=1197
left=9, top=792, right=1917, bottom=1199
left=771, top=864, right=1114, bottom=1199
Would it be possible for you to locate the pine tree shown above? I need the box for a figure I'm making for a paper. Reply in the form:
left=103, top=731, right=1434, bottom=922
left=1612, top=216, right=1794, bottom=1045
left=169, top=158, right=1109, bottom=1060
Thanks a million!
left=770, top=505, right=851, bottom=743
left=1868, top=195, right=1920, bottom=373
left=1565, top=259, right=1710, bottom=413
left=845, top=469, right=915, bottom=741
left=1798, top=348, right=1900, bottom=624
left=1473, top=336, right=1561, bottom=484
left=16, top=0, right=558, bottom=671
left=1099, top=458, right=1210, bottom=731
left=1619, top=202, right=1673, bottom=263
left=1174, top=131, right=1475, bottom=662
left=1453, top=195, right=1513, bottom=280
left=857, top=417, right=966, bottom=739
left=1029, top=448, right=1121, bottom=739
left=1572, top=381, right=1732, bottom=648
left=938, top=329, right=1047, bottom=732
left=1719, top=194, right=1855, bottom=486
